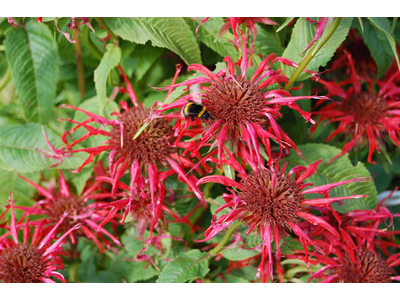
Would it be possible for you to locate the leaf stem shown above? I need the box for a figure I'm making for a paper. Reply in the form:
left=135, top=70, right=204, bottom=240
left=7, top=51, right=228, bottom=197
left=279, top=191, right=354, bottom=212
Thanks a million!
left=94, top=17, right=119, bottom=43
left=284, top=17, right=343, bottom=91
left=82, top=22, right=103, bottom=60
left=210, top=221, right=243, bottom=255
left=73, top=27, right=86, bottom=98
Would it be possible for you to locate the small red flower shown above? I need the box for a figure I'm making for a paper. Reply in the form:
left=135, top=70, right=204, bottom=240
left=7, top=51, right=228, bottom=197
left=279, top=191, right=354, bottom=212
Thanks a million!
left=292, top=241, right=400, bottom=283
left=151, top=41, right=326, bottom=168
left=196, top=17, right=278, bottom=45
left=311, top=54, right=400, bottom=163
left=17, top=170, right=121, bottom=252
left=196, top=157, right=368, bottom=279
left=0, top=193, right=79, bottom=283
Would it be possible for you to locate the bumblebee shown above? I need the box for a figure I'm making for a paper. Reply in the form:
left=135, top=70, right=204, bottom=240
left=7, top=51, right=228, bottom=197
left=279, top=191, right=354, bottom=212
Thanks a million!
left=182, top=101, right=211, bottom=122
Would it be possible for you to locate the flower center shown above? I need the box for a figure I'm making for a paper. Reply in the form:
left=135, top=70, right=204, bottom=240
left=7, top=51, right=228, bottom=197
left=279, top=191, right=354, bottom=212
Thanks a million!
left=0, top=244, right=47, bottom=283
left=343, top=92, right=387, bottom=125
left=238, top=168, right=304, bottom=235
left=203, top=76, right=265, bottom=127
left=336, top=248, right=392, bottom=283
left=47, top=195, right=85, bottom=232
left=109, top=107, right=176, bottom=164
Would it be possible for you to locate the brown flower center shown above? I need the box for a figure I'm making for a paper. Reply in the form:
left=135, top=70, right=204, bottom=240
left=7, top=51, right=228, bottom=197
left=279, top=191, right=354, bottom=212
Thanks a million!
left=336, top=248, right=392, bottom=283
left=0, top=244, right=47, bottom=283
left=238, top=168, right=304, bottom=235
left=343, top=92, right=387, bottom=125
left=109, top=106, right=176, bottom=164
left=47, top=195, right=84, bottom=233
left=203, top=76, right=266, bottom=127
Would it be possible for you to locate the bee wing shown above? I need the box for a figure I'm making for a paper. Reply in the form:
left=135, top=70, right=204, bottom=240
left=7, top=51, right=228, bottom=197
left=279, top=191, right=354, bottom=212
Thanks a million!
left=189, top=84, right=203, bottom=104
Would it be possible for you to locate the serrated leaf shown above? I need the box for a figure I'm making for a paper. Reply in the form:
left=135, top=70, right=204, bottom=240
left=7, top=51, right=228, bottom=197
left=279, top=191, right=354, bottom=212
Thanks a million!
left=94, top=44, right=121, bottom=113
left=282, top=143, right=377, bottom=213
left=156, top=249, right=209, bottom=283
left=187, top=17, right=238, bottom=61
left=104, top=17, right=202, bottom=66
left=4, top=21, right=59, bottom=124
left=215, top=274, right=250, bottom=283
left=0, top=123, right=88, bottom=173
left=368, top=17, right=400, bottom=72
left=359, top=19, right=394, bottom=79
left=220, top=248, right=260, bottom=261
left=282, top=17, right=353, bottom=81
left=254, top=24, right=284, bottom=56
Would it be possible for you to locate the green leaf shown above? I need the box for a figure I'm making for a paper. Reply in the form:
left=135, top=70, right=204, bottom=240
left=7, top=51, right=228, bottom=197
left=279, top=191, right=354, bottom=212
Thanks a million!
left=368, top=17, right=400, bottom=72
left=215, top=274, right=250, bottom=283
left=276, top=17, right=295, bottom=32
left=254, top=25, right=284, bottom=56
left=359, top=19, right=394, bottom=79
left=104, top=17, right=202, bottom=65
left=0, top=123, right=88, bottom=173
left=157, top=249, right=209, bottom=283
left=71, top=166, right=93, bottom=195
left=186, top=17, right=238, bottom=61
left=94, top=44, right=122, bottom=113
left=282, top=17, right=353, bottom=81
left=0, top=170, right=39, bottom=207
left=130, top=43, right=164, bottom=81
left=4, top=21, right=60, bottom=124
left=282, top=143, right=377, bottom=213
left=220, top=248, right=260, bottom=261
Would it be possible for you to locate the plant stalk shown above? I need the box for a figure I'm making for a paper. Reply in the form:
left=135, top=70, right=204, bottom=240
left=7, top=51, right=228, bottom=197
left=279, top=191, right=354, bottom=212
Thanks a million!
left=210, top=221, right=243, bottom=255
left=284, top=17, right=343, bottom=91
left=94, top=17, right=119, bottom=43
left=82, top=20, right=103, bottom=60
left=73, top=27, right=86, bottom=98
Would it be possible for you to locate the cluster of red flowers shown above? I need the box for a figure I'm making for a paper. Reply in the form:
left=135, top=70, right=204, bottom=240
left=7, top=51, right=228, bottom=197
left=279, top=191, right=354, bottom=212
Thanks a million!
left=1, top=17, right=400, bottom=283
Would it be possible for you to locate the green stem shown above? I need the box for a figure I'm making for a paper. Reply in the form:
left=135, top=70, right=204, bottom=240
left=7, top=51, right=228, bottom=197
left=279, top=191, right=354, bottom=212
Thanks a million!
left=82, top=22, right=103, bottom=60
left=94, top=17, right=119, bottom=43
left=210, top=222, right=243, bottom=255
left=392, top=17, right=398, bottom=34
left=284, top=17, right=343, bottom=91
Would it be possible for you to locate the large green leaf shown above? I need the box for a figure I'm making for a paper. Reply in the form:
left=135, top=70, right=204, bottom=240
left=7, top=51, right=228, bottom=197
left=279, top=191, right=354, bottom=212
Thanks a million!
left=282, top=18, right=353, bottom=81
left=4, top=21, right=59, bottom=124
left=254, top=25, right=284, bottom=56
left=157, top=249, right=209, bottom=283
left=0, top=123, right=88, bottom=173
left=94, top=44, right=121, bottom=113
left=368, top=17, right=400, bottom=72
left=104, top=17, right=202, bottom=65
left=186, top=17, right=238, bottom=61
left=359, top=19, right=394, bottom=79
left=220, top=248, right=260, bottom=261
left=282, top=143, right=377, bottom=213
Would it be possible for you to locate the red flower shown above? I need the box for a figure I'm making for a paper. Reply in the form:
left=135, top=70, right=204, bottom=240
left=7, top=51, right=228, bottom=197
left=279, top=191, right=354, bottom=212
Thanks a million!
left=151, top=41, right=326, bottom=168
left=0, top=193, right=79, bottom=283
left=60, top=68, right=205, bottom=236
left=291, top=240, right=400, bottom=283
left=17, top=170, right=121, bottom=252
left=196, top=158, right=368, bottom=279
left=196, top=17, right=278, bottom=45
left=311, top=54, right=400, bottom=163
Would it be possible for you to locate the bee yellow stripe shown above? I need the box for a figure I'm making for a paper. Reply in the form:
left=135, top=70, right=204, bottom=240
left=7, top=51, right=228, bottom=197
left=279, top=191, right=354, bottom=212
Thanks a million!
left=184, top=103, right=192, bottom=115
left=197, top=106, right=207, bottom=118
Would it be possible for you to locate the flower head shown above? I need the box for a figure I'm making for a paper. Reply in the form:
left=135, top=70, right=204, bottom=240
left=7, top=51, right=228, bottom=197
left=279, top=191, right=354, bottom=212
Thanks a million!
left=151, top=42, right=326, bottom=168
left=292, top=241, right=400, bottom=283
left=197, top=158, right=367, bottom=279
left=311, top=54, right=400, bottom=163
left=17, top=170, right=121, bottom=252
left=0, top=193, right=79, bottom=283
